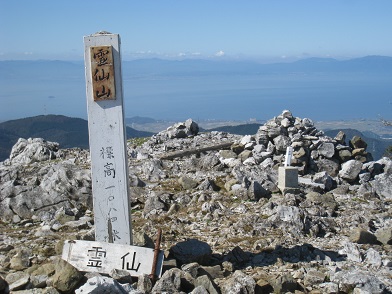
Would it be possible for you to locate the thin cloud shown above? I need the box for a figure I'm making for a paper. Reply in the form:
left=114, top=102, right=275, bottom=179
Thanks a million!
left=215, top=50, right=225, bottom=57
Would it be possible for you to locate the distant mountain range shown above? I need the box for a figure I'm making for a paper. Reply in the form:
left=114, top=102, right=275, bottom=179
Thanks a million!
left=124, top=55, right=392, bottom=76
left=1, top=55, right=391, bottom=80
left=0, top=115, right=153, bottom=162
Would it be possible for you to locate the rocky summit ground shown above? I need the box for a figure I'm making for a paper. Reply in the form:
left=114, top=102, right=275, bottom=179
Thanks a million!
left=0, top=110, right=391, bottom=294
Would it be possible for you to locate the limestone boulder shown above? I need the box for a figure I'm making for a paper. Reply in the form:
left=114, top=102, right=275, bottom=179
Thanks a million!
left=331, top=270, right=387, bottom=294
left=220, top=270, right=256, bottom=294
left=52, top=259, right=83, bottom=293
left=349, top=228, right=379, bottom=245
left=318, top=142, right=335, bottom=158
left=350, top=135, right=367, bottom=150
left=373, top=172, right=392, bottom=199
left=339, top=159, right=362, bottom=182
left=75, top=276, right=136, bottom=294
left=9, top=138, right=60, bottom=165
left=315, top=158, right=340, bottom=177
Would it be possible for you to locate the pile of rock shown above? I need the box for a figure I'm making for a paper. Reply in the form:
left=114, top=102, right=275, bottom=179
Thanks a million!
left=0, top=111, right=391, bottom=293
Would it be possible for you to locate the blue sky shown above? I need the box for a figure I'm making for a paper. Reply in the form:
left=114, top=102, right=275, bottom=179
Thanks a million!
left=1, top=0, right=391, bottom=61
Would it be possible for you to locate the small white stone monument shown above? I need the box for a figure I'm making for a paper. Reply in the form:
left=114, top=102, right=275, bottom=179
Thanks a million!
left=278, top=146, right=299, bottom=192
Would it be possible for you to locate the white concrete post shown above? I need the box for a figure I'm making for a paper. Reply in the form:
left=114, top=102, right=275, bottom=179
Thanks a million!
left=284, top=146, right=293, bottom=167
left=84, top=32, right=132, bottom=245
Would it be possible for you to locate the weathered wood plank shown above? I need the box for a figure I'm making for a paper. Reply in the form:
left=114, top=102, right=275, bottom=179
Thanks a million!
left=158, top=141, right=234, bottom=160
left=62, top=240, right=164, bottom=277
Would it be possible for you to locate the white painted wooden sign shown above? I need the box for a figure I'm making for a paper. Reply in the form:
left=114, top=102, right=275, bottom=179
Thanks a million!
left=62, top=240, right=164, bottom=277
left=84, top=32, right=132, bottom=244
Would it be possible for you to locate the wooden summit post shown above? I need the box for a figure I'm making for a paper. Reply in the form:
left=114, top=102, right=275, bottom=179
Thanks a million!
left=84, top=32, right=132, bottom=245
left=61, top=33, right=164, bottom=278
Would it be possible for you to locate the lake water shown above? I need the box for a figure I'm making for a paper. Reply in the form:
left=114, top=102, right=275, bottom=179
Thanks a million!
left=1, top=71, right=391, bottom=122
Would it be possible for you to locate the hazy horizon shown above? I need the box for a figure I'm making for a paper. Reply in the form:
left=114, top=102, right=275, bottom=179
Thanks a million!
left=1, top=57, right=391, bottom=123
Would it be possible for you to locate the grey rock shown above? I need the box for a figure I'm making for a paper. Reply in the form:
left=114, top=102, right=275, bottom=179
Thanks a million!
left=281, top=117, right=291, bottom=128
left=194, top=275, right=219, bottom=294
left=231, top=142, right=245, bottom=155
left=338, top=149, right=352, bottom=162
left=30, top=274, right=49, bottom=288
left=334, top=131, right=346, bottom=144
left=75, top=276, right=136, bottom=294
left=181, top=262, right=200, bottom=278
left=303, top=269, right=326, bottom=287
left=30, top=262, right=56, bottom=277
left=339, top=159, right=363, bottom=182
left=133, top=231, right=155, bottom=248
left=198, top=153, right=221, bottom=170
left=0, top=161, right=92, bottom=221
left=185, top=119, right=200, bottom=135
left=267, top=126, right=282, bottom=139
left=281, top=109, right=293, bottom=119
left=151, top=268, right=183, bottom=294
left=54, top=207, right=75, bottom=225
left=319, top=282, right=339, bottom=293
left=6, top=271, right=30, bottom=291
left=374, top=227, right=392, bottom=245
left=190, top=285, right=209, bottom=294
left=373, top=172, right=392, bottom=199
left=350, top=136, right=368, bottom=150
left=219, top=150, right=238, bottom=159
left=270, top=273, right=298, bottom=294
left=339, top=242, right=362, bottom=262
left=129, top=173, right=145, bottom=187
left=331, top=270, right=386, bottom=294
left=159, top=119, right=199, bottom=140
left=199, top=265, right=225, bottom=279
left=143, top=192, right=168, bottom=217
left=238, top=150, right=252, bottom=162
left=312, top=171, right=334, bottom=191
left=9, top=138, right=59, bottom=165
left=221, top=270, right=256, bottom=294
left=302, top=117, right=314, bottom=127
left=170, top=239, right=212, bottom=266
left=315, top=158, right=340, bottom=177
left=179, top=176, right=199, bottom=190
left=349, top=228, right=379, bottom=244
left=318, top=142, right=335, bottom=158
left=52, top=259, right=83, bottom=293
left=137, top=274, right=153, bottom=293
left=109, top=268, right=133, bottom=284
left=273, top=135, right=291, bottom=153
left=364, top=248, right=382, bottom=267
left=247, top=180, right=269, bottom=201
left=10, top=248, right=32, bottom=270
left=240, top=135, right=255, bottom=146
left=269, top=205, right=304, bottom=235
left=301, top=192, right=337, bottom=217
left=358, top=172, right=371, bottom=184
left=140, top=159, right=166, bottom=182
left=293, top=146, right=307, bottom=159
left=255, top=130, right=269, bottom=146
left=226, top=246, right=250, bottom=265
